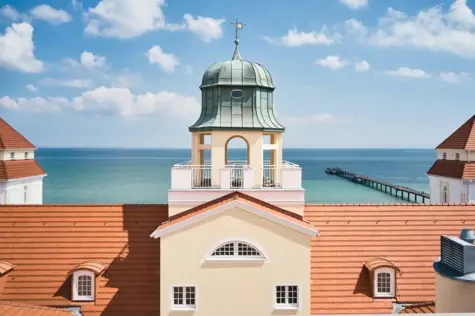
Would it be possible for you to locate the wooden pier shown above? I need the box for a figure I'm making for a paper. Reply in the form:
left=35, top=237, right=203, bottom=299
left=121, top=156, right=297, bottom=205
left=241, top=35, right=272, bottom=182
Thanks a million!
left=325, top=167, right=430, bottom=204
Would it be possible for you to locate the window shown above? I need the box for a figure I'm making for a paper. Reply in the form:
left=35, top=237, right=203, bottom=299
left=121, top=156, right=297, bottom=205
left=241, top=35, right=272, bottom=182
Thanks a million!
left=461, top=191, right=467, bottom=203
left=23, top=186, right=28, bottom=204
left=275, top=285, right=299, bottom=309
left=374, top=268, right=395, bottom=298
left=25, top=152, right=29, bottom=159
left=172, top=286, right=196, bottom=310
left=10, top=152, right=14, bottom=160
left=442, top=152, right=447, bottom=160
left=231, top=89, right=244, bottom=99
left=442, top=185, right=449, bottom=203
left=209, top=241, right=264, bottom=260
left=72, top=270, right=95, bottom=301
left=456, top=152, right=460, bottom=160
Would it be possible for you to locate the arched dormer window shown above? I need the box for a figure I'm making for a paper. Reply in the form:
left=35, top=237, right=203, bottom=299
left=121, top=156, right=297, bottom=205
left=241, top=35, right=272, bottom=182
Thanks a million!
left=69, top=261, right=106, bottom=302
left=207, top=240, right=265, bottom=262
left=364, top=258, right=398, bottom=299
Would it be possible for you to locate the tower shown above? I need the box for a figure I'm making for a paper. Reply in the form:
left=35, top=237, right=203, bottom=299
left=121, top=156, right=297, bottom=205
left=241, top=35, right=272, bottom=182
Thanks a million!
left=169, top=21, right=304, bottom=216
left=0, top=118, right=46, bottom=204
left=427, top=115, right=475, bottom=203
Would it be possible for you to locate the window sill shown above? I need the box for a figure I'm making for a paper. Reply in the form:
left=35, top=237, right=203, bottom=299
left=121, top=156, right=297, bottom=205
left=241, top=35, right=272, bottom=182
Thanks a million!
left=274, top=306, right=299, bottom=311
left=171, top=307, right=196, bottom=312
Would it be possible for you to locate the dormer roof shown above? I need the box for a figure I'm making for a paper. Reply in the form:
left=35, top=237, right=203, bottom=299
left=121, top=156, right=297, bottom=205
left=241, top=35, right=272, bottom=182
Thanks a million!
left=0, top=118, right=36, bottom=149
left=436, top=115, right=475, bottom=150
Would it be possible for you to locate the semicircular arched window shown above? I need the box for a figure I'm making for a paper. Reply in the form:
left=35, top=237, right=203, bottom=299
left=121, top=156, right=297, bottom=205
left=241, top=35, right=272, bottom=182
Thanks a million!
left=208, top=241, right=265, bottom=261
left=231, top=89, right=244, bottom=99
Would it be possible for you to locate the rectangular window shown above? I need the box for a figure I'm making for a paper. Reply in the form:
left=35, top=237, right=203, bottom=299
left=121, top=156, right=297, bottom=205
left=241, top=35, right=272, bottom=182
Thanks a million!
left=23, top=186, right=28, bottom=204
left=456, top=152, right=460, bottom=160
left=275, top=285, right=298, bottom=309
left=25, top=152, right=29, bottom=159
left=10, top=152, right=14, bottom=160
left=377, top=273, right=391, bottom=293
left=172, top=286, right=196, bottom=310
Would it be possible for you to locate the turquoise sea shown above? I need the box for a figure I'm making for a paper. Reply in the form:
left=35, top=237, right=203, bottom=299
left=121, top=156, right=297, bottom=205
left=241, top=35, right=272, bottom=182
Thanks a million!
left=37, top=148, right=435, bottom=204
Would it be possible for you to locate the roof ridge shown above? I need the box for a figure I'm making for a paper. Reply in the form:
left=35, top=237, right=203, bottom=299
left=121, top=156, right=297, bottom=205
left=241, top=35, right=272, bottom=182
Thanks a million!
left=436, top=115, right=475, bottom=150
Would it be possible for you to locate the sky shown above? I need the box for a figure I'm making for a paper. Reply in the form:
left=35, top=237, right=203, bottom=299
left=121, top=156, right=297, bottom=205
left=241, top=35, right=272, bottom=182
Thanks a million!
left=0, top=0, right=474, bottom=148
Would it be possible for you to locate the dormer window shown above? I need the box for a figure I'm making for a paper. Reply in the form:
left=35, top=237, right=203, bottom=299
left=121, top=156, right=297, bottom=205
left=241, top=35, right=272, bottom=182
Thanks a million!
left=72, top=270, right=95, bottom=301
left=364, top=258, right=398, bottom=299
left=69, top=261, right=106, bottom=302
left=206, top=240, right=265, bottom=262
left=455, top=152, right=460, bottom=160
left=10, top=152, right=14, bottom=160
left=442, top=152, right=447, bottom=160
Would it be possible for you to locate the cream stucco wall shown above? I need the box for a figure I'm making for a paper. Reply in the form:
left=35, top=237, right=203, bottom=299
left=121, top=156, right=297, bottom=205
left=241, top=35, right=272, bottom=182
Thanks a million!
left=0, top=149, right=35, bottom=160
left=160, top=207, right=312, bottom=316
left=0, top=176, right=44, bottom=204
left=436, top=149, right=475, bottom=161
left=429, top=175, right=475, bottom=204
left=435, top=273, right=475, bottom=313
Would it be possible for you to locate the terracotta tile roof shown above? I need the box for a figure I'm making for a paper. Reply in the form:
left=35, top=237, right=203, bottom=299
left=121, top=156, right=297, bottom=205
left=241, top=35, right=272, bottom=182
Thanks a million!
left=399, top=302, right=436, bottom=314
left=0, top=118, right=36, bottom=149
left=364, top=257, right=399, bottom=271
left=304, top=204, right=475, bottom=314
left=0, top=301, right=74, bottom=315
left=0, top=262, right=14, bottom=275
left=436, top=115, right=475, bottom=150
left=0, top=204, right=168, bottom=316
left=154, top=191, right=316, bottom=236
left=69, top=260, right=107, bottom=276
left=0, top=160, right=46, bottom=180
left=427, top=160, right=475, bottom=179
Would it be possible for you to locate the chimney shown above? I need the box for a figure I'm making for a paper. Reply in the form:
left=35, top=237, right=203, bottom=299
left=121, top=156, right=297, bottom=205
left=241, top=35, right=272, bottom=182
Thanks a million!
left=460, top=228, right=475, bottom=244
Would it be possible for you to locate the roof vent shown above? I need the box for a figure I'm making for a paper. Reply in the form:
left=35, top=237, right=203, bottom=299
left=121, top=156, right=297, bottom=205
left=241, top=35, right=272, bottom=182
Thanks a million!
left=460, top=228, right=475, bottom=244
left=440, top=235, right=475, bottom=275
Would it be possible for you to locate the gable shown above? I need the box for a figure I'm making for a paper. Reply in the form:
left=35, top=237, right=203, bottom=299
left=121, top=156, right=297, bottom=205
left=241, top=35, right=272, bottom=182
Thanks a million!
left=0, top=118, right=36, bottom=149
left=436, top=115, right=475, bottom=150
left=151, top=193, right=318, bottom=238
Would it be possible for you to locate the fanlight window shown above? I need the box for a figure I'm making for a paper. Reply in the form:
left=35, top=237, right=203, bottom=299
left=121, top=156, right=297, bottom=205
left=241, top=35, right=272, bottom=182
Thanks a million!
left=210, top=241, right=264, bottom=259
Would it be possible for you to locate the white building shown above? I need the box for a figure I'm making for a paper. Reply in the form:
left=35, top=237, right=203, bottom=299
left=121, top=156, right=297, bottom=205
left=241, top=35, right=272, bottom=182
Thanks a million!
left=427, top=115, right=475, bottom=204
left=0, top=118, right=46, bottom=204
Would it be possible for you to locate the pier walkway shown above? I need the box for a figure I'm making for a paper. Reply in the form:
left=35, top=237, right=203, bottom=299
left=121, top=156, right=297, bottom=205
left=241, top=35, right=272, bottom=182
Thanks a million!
left=325, top=167, right=430, bottom=204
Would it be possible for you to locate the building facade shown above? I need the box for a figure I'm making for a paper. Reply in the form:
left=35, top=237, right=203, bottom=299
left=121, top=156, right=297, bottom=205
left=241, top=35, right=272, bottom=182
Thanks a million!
left=0, top=118, right=46, bottom=204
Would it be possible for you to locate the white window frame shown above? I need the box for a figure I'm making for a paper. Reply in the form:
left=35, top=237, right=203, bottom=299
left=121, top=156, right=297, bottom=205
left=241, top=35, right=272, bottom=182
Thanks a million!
left=171, top=285, right=197, bottom=311
left=72, top=270, right=95, bottom=301
left=461, top=191, right=467, bottom=203
left=374, top=268, right=395, bottom=298
left=206, top=240, right=266, bottom=262
left=455, top=152, right=460, bottom=161
left=441, top=183, right=449, bottom=203
left=274, top=284, right=299, bottom=310
left=23, top=186, right=28, bottom=204
left=25, top=152, right=29, bottom=159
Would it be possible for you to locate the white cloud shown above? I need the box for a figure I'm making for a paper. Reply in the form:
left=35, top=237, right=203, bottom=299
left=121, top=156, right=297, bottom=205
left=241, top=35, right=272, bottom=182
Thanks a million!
left=385, top=67, right=430, bottom=79
left=340, top=0, right=368, bottom=10
left=183, top=14, right=224, bottom=42
left=439, top=72, right=469, bottom=83
left=39, top=78, right=93, bottom=89
left=315, top=56, right=347, bottom=70
left=84, top=0, right=182, bottom=38
left=357, top=1, right=475, bottom=59
left=147, top=45, right=179, bottom=73
left=0, top=87, right=200, bottom=121
left=345, top=19, right=367, bottom=37
left=29, top=4, right=72, bottom=24
left=355, top=60, right=370, bottom=72
left=0, top=23, right=43, bottom=73
left=26, top=84, right=37, bottom=92
left=0, top=5, right=22, bottom=20
left=283, top=114, right=352, bottom=125
left=264, top=28, right=334, bottom=46
left=80, top=51, right=106, bottom=70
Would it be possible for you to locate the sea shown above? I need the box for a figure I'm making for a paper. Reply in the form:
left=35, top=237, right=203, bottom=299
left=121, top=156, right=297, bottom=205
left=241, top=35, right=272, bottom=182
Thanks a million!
left=37, top=148, right=435, bottom=204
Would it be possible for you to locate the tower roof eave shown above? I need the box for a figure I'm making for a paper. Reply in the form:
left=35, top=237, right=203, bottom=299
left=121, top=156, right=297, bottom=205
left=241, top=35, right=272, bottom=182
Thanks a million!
left=436, top=115, right=475, bottom=150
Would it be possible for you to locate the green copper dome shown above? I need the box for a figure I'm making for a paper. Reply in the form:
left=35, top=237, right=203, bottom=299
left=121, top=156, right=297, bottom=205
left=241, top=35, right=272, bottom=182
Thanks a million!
left=190, top=32, right=284, bottom=132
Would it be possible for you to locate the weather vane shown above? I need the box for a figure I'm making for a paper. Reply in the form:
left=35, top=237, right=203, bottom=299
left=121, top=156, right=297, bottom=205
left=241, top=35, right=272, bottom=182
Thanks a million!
left=230, top=18, right=245, bottom=42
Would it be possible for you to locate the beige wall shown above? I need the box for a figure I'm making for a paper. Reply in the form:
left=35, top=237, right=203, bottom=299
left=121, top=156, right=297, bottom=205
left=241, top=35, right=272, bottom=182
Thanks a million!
left=436, top=273, right=475, bottom=313
left=0, top=149, right=35, bottom=160
left=436, top=149, right=475, bottom=161
left=160, top=207, right=312, bottom=316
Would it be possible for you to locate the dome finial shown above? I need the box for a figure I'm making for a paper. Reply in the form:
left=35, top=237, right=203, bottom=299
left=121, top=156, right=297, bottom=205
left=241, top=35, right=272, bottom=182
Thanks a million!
left=230, top=18, right=244, bottom=60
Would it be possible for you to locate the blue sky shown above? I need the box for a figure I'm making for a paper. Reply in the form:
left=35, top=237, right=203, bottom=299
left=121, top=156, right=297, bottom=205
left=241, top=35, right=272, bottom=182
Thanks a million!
left=0, top=0, right=474, bottom=148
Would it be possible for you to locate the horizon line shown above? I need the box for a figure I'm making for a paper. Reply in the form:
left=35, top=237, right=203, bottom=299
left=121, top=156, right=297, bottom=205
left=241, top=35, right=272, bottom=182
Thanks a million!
left=36, top=146, right=434, bottom=150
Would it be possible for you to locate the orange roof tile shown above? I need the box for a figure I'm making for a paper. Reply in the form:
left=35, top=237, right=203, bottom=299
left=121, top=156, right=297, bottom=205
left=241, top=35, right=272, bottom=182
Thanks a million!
left=0, top=160, right=46, bottom=180
left=436, top=115, right=475, bottom=150
left=69, top=260, right=106, bottom=276
left=400, top=302, right=436, bottom=314
left=304, top=203, right=475, bottom=314
left=154, top=191, right=317, bottom=237
left=427, top=160, right=475, bottom=179
left=364, top=257, right=399, bottom=271
left=0, top=118, right=36, bottom=149
left=0, top=301, right=74, bottom=315
left=0, top=262, right=14, bottom=275
left=0, top=204, right=168, bottom=316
